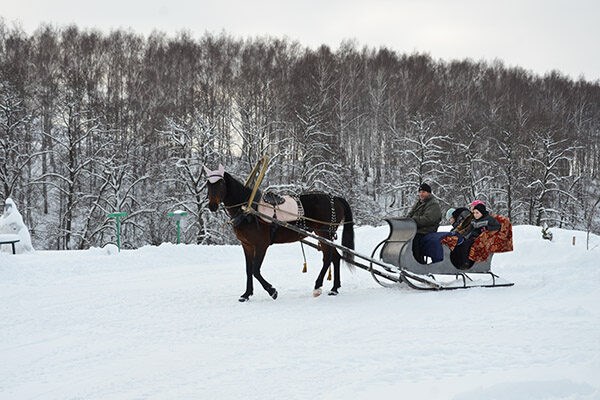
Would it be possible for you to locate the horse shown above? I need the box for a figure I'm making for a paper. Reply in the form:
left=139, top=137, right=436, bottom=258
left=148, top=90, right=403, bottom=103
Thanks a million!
left=204, top=164, right=355, bottom=302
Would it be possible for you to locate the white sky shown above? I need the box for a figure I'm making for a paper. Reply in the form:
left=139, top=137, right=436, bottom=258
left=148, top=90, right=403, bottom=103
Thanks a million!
left=2, top=0, right=598, bottom=81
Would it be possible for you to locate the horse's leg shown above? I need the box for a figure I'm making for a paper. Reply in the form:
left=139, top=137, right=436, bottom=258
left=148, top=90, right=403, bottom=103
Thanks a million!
left=329, top=248, right=342, bottom=296
left=313, top=243, right=333, bottom=297
left=251, top=246, right=278, bottom=300
left=239, top=244, right=255, bottom=302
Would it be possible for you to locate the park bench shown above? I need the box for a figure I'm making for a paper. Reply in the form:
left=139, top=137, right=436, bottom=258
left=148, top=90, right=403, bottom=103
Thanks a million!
left=0, top=234, right=20, bottom=254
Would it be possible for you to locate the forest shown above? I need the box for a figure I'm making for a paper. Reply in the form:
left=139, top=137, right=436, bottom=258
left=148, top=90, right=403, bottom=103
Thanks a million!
left=1, top=22, right=599, bottom=249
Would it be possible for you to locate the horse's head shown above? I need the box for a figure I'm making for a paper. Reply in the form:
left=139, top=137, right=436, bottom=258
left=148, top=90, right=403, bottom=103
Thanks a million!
left=204, top=164, right=226, bottom=212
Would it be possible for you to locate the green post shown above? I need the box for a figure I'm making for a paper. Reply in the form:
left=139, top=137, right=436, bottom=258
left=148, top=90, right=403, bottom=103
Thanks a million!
left=168, top=210, right=188, bottom=244
left=107, top=212, right=127, bottom=252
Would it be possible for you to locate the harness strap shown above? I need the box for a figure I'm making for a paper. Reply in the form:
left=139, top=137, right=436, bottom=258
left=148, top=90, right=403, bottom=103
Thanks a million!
left=222, top=200, right=352, bottom=226
left=329, top=195, right=337, bottom=240
left=300, top=241, right=308, bottom=273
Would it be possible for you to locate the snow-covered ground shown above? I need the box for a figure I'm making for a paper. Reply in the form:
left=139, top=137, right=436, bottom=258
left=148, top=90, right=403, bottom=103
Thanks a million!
left=1, top=225, right=599, bottom=400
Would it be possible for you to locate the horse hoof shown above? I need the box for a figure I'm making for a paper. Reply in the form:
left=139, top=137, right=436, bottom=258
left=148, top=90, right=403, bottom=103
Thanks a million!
left=312, top=288, right=322, bottom=297
left=269, top=288, right=278, bottom=300
left=328, top=289, right=338, bottom=296
left=239, top=295, right=251, bottom=302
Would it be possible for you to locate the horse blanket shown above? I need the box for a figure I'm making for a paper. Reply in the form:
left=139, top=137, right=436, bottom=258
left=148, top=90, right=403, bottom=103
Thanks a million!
left=441, top=214, right=513, bottom=262
left=257, top=195, right=302, bottom=223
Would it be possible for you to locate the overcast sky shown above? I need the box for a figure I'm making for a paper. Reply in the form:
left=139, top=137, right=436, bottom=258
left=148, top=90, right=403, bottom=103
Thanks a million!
left=2, top=0, right=598, bottom=81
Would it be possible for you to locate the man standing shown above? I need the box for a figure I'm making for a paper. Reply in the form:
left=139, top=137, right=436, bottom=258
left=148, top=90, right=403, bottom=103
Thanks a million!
left=407, top=183, right=442, bottom=264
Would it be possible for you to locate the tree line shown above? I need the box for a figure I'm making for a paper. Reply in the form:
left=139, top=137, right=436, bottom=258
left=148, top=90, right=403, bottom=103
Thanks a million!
left=1, top=22, right=599, bottom=249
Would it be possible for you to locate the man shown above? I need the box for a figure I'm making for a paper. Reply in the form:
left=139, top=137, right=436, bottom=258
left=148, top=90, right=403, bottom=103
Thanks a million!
left=407, top=183, right=442, bottom=264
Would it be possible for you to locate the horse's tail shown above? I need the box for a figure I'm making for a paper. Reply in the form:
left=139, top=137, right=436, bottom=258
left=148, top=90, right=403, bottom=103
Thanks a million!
left=337, top=196, right=355, bottom=264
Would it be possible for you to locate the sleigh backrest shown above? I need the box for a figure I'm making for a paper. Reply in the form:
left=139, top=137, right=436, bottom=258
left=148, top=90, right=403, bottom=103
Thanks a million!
left=380, top=218, right=417, bottom=268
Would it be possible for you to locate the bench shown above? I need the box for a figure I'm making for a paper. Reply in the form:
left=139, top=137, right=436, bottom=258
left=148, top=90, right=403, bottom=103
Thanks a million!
left=0, top=234, right=20, bottom=254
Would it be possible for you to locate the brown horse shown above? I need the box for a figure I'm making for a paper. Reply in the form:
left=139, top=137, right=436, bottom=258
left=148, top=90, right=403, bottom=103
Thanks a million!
left=205, top=165, right=354, bottom=302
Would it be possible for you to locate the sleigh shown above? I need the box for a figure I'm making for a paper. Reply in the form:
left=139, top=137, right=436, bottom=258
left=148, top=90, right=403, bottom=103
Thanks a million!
left=369, top=216, right=514, bottom=290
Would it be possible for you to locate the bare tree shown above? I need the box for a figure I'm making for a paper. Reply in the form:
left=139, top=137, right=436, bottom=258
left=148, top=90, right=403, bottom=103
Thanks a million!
left=0, top=83, right=39, bottom=198
left=161, top=114, right=223, bottom=244
left=2, top=23, right=600, bottom=247
left=391, top=114, right=450, bottom=210
left=524, top=130, right=580, bottom=226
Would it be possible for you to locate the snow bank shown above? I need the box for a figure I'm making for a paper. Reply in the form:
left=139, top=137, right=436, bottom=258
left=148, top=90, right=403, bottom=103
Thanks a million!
left=0, top=225, right=598, bottom=399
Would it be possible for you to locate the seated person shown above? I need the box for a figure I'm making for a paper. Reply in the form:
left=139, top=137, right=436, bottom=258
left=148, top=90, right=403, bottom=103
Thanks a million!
left=406, top=183, right=442, bottom=264
left=419, top=210, right=452, bottom=264
left=448, top=207, right=473, bottom=236
left=421, top=205, right=472, bottom=264
left=450, top=203, right=500, bottom=269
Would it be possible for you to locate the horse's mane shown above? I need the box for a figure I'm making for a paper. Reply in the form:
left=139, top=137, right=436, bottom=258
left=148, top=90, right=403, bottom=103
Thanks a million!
left=224, top=172, right=262, bottom=204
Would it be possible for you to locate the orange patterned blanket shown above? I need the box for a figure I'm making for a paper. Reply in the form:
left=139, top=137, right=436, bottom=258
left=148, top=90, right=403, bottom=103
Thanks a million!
left=440, top=215, right=513, bottom=262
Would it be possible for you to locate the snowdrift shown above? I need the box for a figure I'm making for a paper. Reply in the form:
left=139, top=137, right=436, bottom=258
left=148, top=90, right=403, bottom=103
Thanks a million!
left=1, top=225, right=599, bottom=399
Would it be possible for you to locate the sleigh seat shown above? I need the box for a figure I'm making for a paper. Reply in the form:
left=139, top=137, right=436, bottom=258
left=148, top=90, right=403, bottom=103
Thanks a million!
left=380, top=216, right=512, bottom=275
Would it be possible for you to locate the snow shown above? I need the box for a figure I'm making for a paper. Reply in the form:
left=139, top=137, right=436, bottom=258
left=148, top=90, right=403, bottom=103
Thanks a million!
left=1, top=225, right=599, bottom=399
left=0, top=198, right=34, bottom=254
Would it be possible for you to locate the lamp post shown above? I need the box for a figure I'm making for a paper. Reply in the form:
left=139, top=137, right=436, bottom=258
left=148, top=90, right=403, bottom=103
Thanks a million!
left=168, top=210, right=188, bottom=244
left=107, top=212, right=127, bottom=252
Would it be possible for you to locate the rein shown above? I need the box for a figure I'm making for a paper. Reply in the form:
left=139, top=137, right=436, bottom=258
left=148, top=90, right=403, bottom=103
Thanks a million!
left=222, top=202, right=248, bottom=210
left=220, top=202, right=250, bottom=224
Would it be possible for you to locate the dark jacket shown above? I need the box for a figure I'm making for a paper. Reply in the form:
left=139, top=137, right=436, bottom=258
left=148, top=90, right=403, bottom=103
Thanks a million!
left=407, top=195, right=442, bottom=234
left=464, top=213, right=500, bottom=240
left=451, top=208, right=473, bottom=236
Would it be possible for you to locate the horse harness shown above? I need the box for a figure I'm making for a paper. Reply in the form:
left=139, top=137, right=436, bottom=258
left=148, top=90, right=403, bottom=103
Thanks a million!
left=222, top=192, right=342, bottom=243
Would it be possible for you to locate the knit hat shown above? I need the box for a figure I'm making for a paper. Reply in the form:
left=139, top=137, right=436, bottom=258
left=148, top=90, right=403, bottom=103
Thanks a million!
left=470, top=199, right=485, bottom=208
left=452, top=207, right=468, bottom=220
left=473, top=203, right=487, bottom=215
left=418, top=183, right=432, bottom=193
left=445, top=208, right=456, bottom=220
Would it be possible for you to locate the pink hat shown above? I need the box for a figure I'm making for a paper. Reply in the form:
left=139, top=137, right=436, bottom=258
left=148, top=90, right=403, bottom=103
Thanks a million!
left=470, top=199, right=485, bottom=207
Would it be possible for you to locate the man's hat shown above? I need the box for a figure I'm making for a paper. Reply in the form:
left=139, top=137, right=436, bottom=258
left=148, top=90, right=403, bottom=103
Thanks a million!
left=418, top=183, right=432, bottom=193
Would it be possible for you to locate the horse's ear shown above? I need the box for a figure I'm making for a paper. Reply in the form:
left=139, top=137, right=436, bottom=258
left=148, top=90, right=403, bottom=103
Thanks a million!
left=218, top=164, right=225, bottom=175
left=203, top=165, right=211, bottom=176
